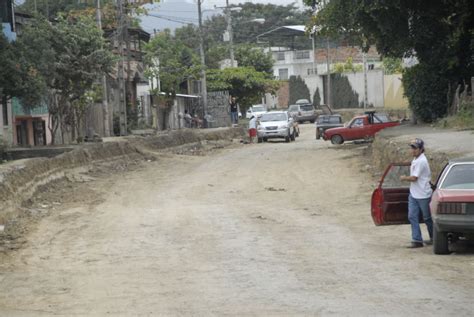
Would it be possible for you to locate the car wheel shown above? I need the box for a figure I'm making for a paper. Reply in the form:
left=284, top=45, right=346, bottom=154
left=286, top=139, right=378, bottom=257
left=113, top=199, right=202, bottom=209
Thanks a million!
left=331, top=134, right=344, bottom=145
left=433, top=226, right=450, bottom=255
left=285, top=131, right=291, bottom=143
left=310, top=120, right=315, bottom=124
left=290, top=129, right=296, bottom=141
left=316, top=129, right=320, bottom=140
left=263, top=138, right=268, bottom=142
left=257, top=137, right=263, bottom=143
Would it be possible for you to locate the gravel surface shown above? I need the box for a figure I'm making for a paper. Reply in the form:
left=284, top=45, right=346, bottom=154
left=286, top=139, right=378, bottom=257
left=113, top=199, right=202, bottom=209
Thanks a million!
left=0, top=124, right=472, bottom=316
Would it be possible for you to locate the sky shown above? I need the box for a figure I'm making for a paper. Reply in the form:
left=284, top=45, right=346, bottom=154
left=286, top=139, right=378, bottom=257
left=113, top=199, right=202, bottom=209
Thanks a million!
left=140, top=0, right=306, bottom=34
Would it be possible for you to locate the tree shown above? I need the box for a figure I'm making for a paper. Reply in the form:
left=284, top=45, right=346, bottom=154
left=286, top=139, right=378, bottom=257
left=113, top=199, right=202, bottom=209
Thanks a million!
left=0, top=33, right=45, bottom=108
left=173, top=3, right=313, bottom=64
left=304, top=0, right=474, bottom=122
left=382, top=57, right=403, bottom=75
left=207, top=67, right=279, bottom=110
left=16, top=16, right=114, bottom=144
left=288, top=76, right=311, bottom=105
left=144, top=29, right=201, bottom=129
left=144, top=29, right=201, bottom=96
left=313, top=88, right=321, bottom=107
left=330, top=74, right=360, bottom=109
left=235, top=45, right=274, bottom=77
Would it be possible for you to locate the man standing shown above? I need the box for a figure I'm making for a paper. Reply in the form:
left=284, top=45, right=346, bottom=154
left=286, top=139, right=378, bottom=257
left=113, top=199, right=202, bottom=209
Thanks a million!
left=248, top=115, right=257, bottom=143
left=400, top=138, right=434, bottom=248
left=229, top=96, right=239, bottom=125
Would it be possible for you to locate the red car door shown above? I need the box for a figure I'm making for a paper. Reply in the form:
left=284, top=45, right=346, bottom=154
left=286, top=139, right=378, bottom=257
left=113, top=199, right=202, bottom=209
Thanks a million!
left=371, top=163, right=412, bottom=225
left=347, top=118, right=367, bottom=140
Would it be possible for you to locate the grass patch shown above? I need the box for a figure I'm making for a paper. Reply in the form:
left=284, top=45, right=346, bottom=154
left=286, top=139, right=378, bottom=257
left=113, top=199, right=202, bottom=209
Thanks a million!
left=436, top=101, right=474, bottom=130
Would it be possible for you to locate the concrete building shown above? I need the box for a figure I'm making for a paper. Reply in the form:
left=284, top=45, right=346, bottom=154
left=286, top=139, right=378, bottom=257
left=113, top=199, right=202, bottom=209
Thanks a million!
left=258, top=25, right=408, bottom=110
left=0, top=0, right=16, bottom=145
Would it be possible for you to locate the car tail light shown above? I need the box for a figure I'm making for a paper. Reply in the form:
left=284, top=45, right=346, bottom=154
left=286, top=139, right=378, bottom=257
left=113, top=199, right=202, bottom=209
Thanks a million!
left=437, top=202, right=466, bottom=214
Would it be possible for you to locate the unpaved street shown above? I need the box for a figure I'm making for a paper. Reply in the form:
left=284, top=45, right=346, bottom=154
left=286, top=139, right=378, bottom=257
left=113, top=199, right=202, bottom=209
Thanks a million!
left=0, top=125, right=473, bottom=316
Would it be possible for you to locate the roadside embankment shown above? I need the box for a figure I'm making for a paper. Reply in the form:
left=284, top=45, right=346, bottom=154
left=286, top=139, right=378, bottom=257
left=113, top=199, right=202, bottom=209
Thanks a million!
left=371, top=124, right=474, bottom=177
left=0, top=128, right=244, bottom=226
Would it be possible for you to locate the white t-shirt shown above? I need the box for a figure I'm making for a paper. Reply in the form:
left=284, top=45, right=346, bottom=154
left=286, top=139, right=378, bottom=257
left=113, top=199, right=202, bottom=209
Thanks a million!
left=410, top=153, right=432, bottom=199
left=249, top=117, right=257, bottom=129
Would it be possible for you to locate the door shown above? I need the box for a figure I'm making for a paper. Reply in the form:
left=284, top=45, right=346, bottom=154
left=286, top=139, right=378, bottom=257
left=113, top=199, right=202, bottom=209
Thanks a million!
left=348, top=118, right=366, bottom=140
left=371, top=163, right=411, bottom=225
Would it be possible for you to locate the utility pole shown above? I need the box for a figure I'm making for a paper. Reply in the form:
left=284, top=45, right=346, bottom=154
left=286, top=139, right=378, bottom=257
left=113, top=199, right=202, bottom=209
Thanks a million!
left=117, top=0, right=127, bottom=135
left=226, top=0, right=235, bottom=67
left=363, top=51, right=368, bottom=109
left=96, top=0, right=110, bottom=137
left=197, top=0, right=208, bottom=115
left=326, top=38, right=331, bottom=107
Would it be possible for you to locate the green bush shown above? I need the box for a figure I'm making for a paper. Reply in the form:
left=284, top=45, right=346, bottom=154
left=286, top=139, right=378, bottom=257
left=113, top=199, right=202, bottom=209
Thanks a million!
left=403, top=64, right=449, bottom=122
left=288, top=75, right=311, bottom=105
left=330, top=74, right=360, bottom=108
left=313, top=88, right=321, bottom=107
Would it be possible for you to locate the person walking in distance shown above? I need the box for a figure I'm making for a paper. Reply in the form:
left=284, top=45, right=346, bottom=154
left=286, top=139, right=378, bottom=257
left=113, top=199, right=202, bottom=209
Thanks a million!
left=400, top=138, right=434, bottom=248
left=229, top=96, right=239, bottom=125
left=248, top=115, right=257, bottom=143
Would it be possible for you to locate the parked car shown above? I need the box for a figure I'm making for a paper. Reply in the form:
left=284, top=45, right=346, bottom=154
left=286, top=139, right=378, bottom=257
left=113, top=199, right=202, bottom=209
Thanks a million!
left=288, top=103, right=319, bottom=124
left=371, top=159, right=474, bottom=254
left=315, top=114, right=344, bottom=139
left=322, top=111, right=399, bottom=144
left=257, top=111, right=297, bottom=143
left=246, top=105, right=267, bottom=119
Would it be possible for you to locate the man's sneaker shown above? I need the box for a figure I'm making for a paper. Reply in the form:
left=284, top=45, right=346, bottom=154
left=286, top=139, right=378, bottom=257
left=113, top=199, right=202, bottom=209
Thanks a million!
left=424, top=239, right=433, bottom=245
left=406, top=242, right=424, bottom=248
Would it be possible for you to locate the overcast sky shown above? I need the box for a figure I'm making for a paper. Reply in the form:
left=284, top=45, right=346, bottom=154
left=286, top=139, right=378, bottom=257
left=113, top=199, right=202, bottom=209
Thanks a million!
left=200, top=0, right=304, bottom=8
left=141, top=0, right=307, bottom=34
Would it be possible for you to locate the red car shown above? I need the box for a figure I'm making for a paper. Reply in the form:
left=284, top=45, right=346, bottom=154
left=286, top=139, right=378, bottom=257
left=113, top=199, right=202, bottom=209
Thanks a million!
left=322, top=111, right=399, bottom=144
left=371, top=159, right=474, bottom=254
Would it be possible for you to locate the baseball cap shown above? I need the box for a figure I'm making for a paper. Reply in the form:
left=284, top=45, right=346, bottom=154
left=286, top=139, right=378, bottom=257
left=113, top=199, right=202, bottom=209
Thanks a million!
left=409, top=138, right=424, bottom=149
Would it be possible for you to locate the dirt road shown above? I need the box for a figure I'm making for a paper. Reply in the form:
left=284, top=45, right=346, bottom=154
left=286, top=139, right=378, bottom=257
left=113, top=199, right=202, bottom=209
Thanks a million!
left=0, top=125, right=472, bottom=316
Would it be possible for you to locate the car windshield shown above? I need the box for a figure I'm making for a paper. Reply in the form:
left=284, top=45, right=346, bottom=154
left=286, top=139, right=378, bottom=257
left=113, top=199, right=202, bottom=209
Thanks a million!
left=440, top=164, right=474, bottom=189
left=260, top=113, right=287, bottom=122
left=252, top=106, right=265, bottom=112
left=373, top=114, right=390, bottom=123
left=301, top=105, right=314, bottom=111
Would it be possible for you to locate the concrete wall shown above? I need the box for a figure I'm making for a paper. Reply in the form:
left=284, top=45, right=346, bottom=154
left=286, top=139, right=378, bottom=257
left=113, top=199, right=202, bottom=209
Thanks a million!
left=275, top=70, right=409, bottom=110
left=343, top=70, right=385, bottom=108
left=383, top=74, right=409, bottom=109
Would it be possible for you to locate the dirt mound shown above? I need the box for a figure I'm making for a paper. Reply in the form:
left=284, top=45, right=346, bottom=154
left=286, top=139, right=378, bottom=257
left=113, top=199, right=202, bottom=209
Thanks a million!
left=370, top=135, right=452, bottom=178
left=0, top=128, right=245, bottom=228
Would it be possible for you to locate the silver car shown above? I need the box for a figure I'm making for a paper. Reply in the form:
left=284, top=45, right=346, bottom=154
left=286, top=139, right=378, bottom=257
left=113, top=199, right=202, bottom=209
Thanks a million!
left=288, top=103, right=319, bottom=124
left=257, top=111, right=297, bottom=143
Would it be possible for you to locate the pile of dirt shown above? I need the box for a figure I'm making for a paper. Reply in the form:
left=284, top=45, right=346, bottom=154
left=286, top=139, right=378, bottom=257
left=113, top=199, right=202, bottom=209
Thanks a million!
left=370, top=134, right=452, bottom=178
left=0, top=128, right=245, bottom=231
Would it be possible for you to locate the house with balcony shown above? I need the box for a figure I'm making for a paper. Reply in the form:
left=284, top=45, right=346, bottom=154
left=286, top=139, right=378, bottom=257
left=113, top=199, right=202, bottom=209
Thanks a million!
left=258, top=26, right=396, bottom=109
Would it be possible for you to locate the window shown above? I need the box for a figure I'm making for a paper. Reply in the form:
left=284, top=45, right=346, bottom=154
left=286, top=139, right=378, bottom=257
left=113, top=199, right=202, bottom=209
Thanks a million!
left=307, top=68, right=317, bottom=75
left=301, top=105, right=314, bottom=111
left=276, top=52, right=285, bottom=61
left=278, top=69, right=289, bottom=80
left=295, top=51, right=310, bottom=60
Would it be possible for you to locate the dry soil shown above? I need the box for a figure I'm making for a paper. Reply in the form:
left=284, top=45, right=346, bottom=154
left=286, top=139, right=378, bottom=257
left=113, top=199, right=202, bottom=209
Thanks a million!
left=0, top=125, right=473, bottom=316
